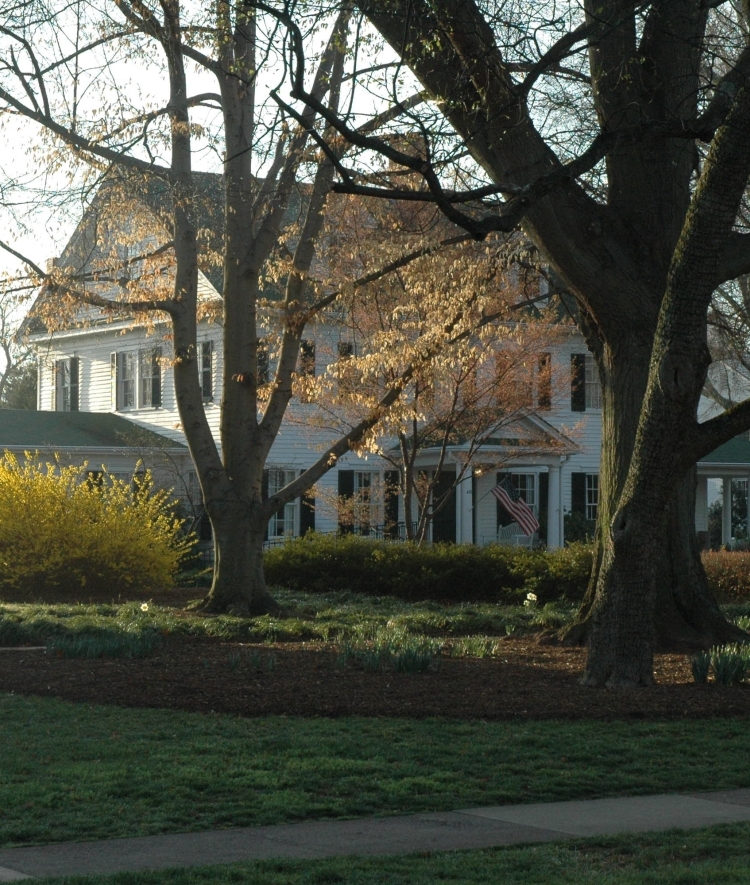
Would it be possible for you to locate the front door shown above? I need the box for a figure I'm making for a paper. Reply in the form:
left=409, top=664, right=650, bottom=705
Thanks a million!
left=431, top=470, right=456, bottom=543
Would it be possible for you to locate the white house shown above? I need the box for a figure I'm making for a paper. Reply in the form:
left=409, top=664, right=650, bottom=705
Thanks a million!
left=15, top=174, right=746, bottom=550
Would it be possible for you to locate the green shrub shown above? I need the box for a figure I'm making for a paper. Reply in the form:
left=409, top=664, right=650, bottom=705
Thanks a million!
left=690, top=651, right=711, bottom=684
left=0, top=455, right=194, bottom=601
left=702, top=551, right=750, bottom=602
left=710, top=644, right=750, bottom=685
left=46, top=630, right=161, bottom=659
left=264, top=534, right=593, bottom=604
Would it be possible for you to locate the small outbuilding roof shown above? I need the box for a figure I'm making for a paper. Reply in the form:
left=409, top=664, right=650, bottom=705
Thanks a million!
left=0, top=410, right=186, bottom=450
left=699, top=437, right=750, bottom=466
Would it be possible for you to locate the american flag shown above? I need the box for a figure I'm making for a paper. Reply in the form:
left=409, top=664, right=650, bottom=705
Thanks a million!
left=491, top=475, right=540, bottom=537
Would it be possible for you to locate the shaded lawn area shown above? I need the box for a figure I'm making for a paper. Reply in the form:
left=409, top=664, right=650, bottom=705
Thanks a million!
left=2, top=694, right=750, bottom=848
left=29, top=823, right=750, bottom=884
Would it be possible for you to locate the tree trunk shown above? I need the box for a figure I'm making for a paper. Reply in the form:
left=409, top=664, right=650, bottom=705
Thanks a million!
left=561, top=338, right=743, bottom=655
left=654, top=467, right=746, bottom=650
left=200, top=508, right=279, bottom=616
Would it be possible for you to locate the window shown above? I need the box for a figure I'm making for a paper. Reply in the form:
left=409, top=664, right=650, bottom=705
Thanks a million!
left=586, top=474, right=599, bottom=521
left=267, top=468, right=298, bottom=538
left=584, top=353, right=602, bottom=410
left=337, top=470, right=383, bottom=535
left=54, top=357, right=79, bottom=411
left=118, top=352, right=136, bottom=409
left=571, top=352, right=602, bottom=411
left=140, top=349, right=162, bottom=407
left=495, top=352, right=533, bottom=410
left=496, top=473, right=538, bottom=528
left=353, top=471, right=382, bottom=536
left=571, top=472, right=599, bottom=521
left=198, top=340, right=213, bottom=401
left=337, top=340, right=355, bottom=394
left=513, top=474, right=537, bottom=512
left=112, top=348, right=161, bottom=410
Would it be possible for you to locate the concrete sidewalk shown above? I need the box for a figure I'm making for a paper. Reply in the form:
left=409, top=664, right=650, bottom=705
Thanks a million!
left=2, top=789, right=750, bottom=881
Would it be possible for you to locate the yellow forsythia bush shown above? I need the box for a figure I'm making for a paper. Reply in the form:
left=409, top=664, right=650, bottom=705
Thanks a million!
left=0, top=454, right=194, bottom=599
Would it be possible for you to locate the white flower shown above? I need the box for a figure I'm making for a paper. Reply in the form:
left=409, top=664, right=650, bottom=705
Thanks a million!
left=140, top=603, right=149, bottom=612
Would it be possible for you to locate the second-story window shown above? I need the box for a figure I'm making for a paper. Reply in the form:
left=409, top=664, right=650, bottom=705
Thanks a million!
left=571, top=352, right=602, bottom=412
left=54, top=356, right=79, bottom=411
left=112, top=348, right=161, bottom=410
left=198, top=340, right=213, bottom=402
left=337, top=340, right=354, bottom=393
left=584, top=353, right=602, bottom=410
left=140, top=349, right=162, bottom=408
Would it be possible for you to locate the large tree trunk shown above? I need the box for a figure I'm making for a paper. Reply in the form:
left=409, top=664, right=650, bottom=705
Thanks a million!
left=200, top=507, right=279, bottom=616
left=561, top=337, right=742, bottom=654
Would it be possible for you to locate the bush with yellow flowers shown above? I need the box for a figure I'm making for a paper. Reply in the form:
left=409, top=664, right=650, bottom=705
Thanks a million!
left=0, top=454, right=195, bottom=600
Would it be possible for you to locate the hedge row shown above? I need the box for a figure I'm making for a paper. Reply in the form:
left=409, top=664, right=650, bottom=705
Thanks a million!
left=264, top=534, right=594, bottom=604
left=265, top=535, right=750, bottom=605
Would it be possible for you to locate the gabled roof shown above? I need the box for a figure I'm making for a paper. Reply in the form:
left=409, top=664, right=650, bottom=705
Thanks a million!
left=391, top=413, right=578, bottom=459
left=23, top=170, right=316, bottom=337
left=0, top=410, right=186, bottom=450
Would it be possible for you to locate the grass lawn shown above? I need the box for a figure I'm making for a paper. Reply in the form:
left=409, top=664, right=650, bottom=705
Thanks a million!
left=28, top=823, right=750, bottom=884
left=2, top=693, right=750, bottom=848
left=0, top=591, right=578, bottom=647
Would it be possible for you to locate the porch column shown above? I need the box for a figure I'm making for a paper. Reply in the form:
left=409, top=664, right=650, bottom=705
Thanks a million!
left=694, top=474, right=708, bottom=532
left=547, top=465, right=562, bottom=549
left=456, top=467, right=474, bottom=544
left=722, top=477, right=733, bottom=546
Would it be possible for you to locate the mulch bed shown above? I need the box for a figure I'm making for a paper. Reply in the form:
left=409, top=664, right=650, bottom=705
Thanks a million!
left=2, top=634, right=750, bottom=720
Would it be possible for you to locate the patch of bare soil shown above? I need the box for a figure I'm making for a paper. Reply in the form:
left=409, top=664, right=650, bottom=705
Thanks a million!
left=1, top=635, right=749, bottom=720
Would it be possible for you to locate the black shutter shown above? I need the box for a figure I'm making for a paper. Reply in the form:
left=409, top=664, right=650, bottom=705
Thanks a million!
left=384, top=469, right=400, bottom=539
left=571, top=353, right=586, bottom=412
left=300, top=469, right=315, bottom=535
left=262, top=469, right=269, bottom=542
left=111, top=352, right=118, bottom=410
left=257, top=340, right=269, bottom=385
left=571, top=472, right=586, bottom=515
left=496, top=472, right=513, bottom=527
left=538, top=472, right=549, bottom=543
left=538, top=352, right=551, bottom=410
left=300, top=340, right=316, bottom=376
left=152, top=349, right=162, bottom=408
left=70, top=357, right=79, bottom=411
left=201, top=341, right=213, bottom=401
left=338, top=469, right=354, bottom=534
